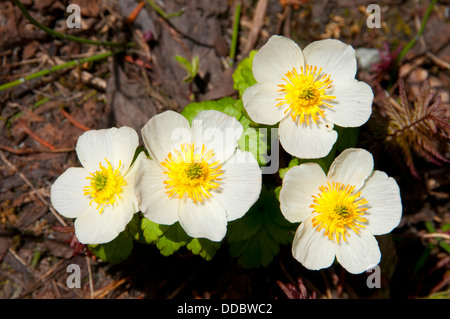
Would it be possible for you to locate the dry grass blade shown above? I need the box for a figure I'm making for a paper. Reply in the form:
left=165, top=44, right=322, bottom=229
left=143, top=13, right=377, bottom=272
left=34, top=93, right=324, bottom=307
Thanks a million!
left=242, top=0, right=268, bottom=56
left=93, top=277, right=130, bottom=299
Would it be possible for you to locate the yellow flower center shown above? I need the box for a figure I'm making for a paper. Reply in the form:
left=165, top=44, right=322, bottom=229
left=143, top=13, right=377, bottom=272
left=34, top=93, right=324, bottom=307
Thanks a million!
left=161, top=143, right=223, bottom=204
left=310, top=182, right=368, bottom=243
left=276, top=65, right=336, bottom=125
left=83, top=159, right=126, bottom=214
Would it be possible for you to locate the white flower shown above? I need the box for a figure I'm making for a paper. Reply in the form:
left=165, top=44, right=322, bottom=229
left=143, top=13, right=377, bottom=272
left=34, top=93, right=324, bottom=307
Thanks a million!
left=243, top=35, right=373, bottom=159
left=51, top=127, right=144, bottom=245
left=279, top=148, right=402, bottom=274
left=135, top=110, right=262, bottom=242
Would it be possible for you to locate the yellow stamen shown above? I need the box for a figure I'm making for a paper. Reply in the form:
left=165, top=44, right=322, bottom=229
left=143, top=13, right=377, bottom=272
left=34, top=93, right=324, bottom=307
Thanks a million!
left=310, top=181, right=368, bottom=243
left=83, top=158, right=126, bottom=214
left=160, top=143, right=223, bottom=204
left=276, top=65, right=336, bottom=124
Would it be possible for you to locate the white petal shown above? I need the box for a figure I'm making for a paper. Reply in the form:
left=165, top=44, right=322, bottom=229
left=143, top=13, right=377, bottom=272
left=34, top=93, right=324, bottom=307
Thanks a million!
left=74, top=196, right=136, bottom=245
left=327, top=148, right=374, bottom=190
left=326, top=79, right=373, bottom=127
left=360, top=171, right=402, bottom=235
left=242, top=83, right=289, bottom=125
left=303, top=39, right=357, bottom=81
left=280, top=163, right=327, bottom=223
left=278, top=117, right=337, bottom=159
left=111, top=126, right=140, bottom=174
left=76, top=128, right=117, bottom=172
left=252, top=35, right=304, bottom=84
left=292, top=216, right=336, bottom=271
left=178, top=198, right=228, bottom=242
left=75, top=127, right=138, bottom=174
left=213, top=149, right=262, bottom=221
left=335, top=230, right=381, bottom=274
left=192, top=110, right=243, bottom=163
left=50, top=167, right=91, bottom=219
left=123, top=151, right=145, bottom=187
left=119, top=151, right=145, bottom=212
left=134, top=158, right=180, bottom=225
left=141, top=110, right=192, bottom=163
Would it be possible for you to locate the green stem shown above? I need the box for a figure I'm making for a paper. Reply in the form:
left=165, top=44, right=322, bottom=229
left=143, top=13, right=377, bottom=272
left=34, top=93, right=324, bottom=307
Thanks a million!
left=30, top=250, right=42, bottom=269
left=146, top=0, right=184, bottom=19
left=229, top=1, right=242, bottom=66
left=0, top=51, right=117, bottom=91
left=12, top=0, right=133, bottom=48
left=396, top=0, right=437, bottom=63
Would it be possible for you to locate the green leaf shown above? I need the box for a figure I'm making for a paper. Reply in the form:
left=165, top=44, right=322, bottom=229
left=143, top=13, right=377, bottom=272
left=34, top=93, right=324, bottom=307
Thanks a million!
left=238, top=126, right=268, bottom=166
left=140, top=217, right=189, bottom=256
left=439, top=241, right=450, bottom=255
left=174, top=55, right=191, bottom=71
left=186, top=238, right=221, bottom=261
left=190, top=55, right=199, bottom=78
left=131, top=145, right=146, bottom=165
left=88, top=230, right=133, bottom=265
left=227, top=186, right=297, bottom=268
left=126, top=213, right=145, bottom=243
left=140, top=216, right=220, bottom=260
left=174, top=54, right=199, bottom=83
left=231, top=98, right=247, bottom=115
left=278, top=157, right=300, bottom=180
left=181, top=97, right=242, bottom=125
left=157, top=223, right=190, bottom=256
left=233, top=50, right=257, bottom=97
left=274, top=185, right=281, bottom=200
left=141, top=217, right=163, bottom=244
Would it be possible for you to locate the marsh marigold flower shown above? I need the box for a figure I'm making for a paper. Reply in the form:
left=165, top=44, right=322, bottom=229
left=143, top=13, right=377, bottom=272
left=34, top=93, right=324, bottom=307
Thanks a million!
left=243, top=35, right=373, bottom=159
left=135, top=110, right=262, bottom=242
left=51, top=127, right=144, bottom=244
left=279, top=148, right=402, bottom=274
